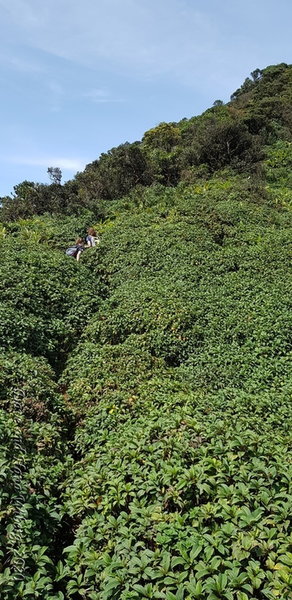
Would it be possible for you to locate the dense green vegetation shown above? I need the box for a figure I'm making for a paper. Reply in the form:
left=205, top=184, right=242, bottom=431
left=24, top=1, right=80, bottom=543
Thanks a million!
left=0, top=64, right=291, bottom=599
left=2, top=63, right=292, bottom=222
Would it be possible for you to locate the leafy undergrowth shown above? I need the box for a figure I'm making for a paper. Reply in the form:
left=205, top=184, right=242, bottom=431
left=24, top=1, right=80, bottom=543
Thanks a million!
left=0, top=177, right=291, bottom=599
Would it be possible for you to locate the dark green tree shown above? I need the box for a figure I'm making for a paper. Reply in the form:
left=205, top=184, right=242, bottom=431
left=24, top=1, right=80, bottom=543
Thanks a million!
left=81, top=142, right=152, bottom=200
left=47, top=167, right=62, bottom=185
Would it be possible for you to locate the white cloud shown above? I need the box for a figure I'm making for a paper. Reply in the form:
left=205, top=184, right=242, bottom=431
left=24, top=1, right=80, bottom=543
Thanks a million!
left=46, top=80, right=64, bottom=112
left=1, top=0, right=291, bottom=106
left=0, top=0, right=217, bottom=84
left=5, top=55, right=44, bottom=73
left=0, top=0, right=41, bottom=28
left=6, top=155, right=86, bottom=171
left=83, top=88, right=124, bottom=104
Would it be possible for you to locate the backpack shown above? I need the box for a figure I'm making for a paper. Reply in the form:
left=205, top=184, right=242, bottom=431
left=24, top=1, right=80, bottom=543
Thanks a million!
left=65, top=246, right=78, bottom=257
left=85, top=234, right=100, bottom=247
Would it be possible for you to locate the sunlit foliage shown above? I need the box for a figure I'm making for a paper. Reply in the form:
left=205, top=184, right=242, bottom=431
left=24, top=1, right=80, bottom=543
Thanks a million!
left=0, top=65, right=291, bottom=599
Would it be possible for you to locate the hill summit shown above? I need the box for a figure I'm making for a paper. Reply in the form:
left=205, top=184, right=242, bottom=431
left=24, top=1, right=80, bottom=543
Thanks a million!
left=1, top=62, right=292, bottom=219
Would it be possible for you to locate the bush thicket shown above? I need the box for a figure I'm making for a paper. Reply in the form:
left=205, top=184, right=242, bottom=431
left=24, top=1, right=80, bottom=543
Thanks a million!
left=0, top=64, right=291, bottom=599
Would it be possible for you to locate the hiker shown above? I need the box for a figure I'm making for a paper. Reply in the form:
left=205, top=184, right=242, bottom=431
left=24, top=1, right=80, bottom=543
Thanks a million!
left=85, top=227, right=100, bottom=247
left=65, top=237, right=85, bottom=261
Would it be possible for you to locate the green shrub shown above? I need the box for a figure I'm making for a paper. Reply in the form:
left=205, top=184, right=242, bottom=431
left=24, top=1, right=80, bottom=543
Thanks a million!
left=0, top=238, right=100, bottom=368
left=1, top=65, right=292, bottom=599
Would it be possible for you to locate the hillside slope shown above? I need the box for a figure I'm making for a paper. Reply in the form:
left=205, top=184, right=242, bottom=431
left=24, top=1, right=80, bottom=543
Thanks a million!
left=0, top=66, right=291, bottom=600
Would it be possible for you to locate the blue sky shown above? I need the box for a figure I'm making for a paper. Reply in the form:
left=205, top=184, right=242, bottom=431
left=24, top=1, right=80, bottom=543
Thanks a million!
left=0, top=0, right=291, bottom=197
